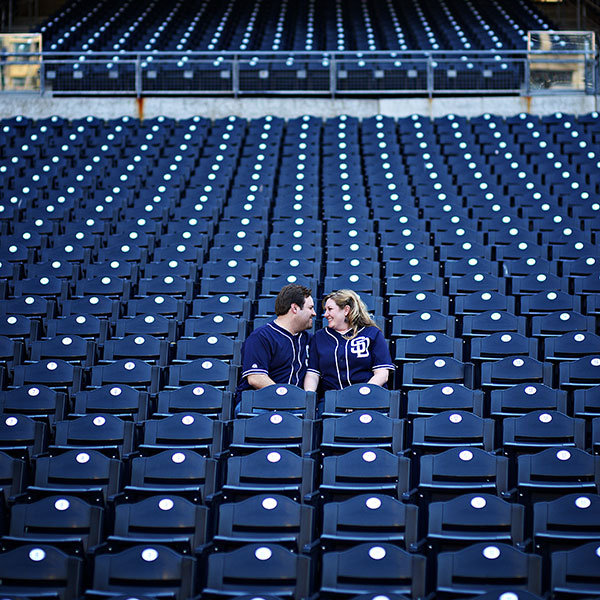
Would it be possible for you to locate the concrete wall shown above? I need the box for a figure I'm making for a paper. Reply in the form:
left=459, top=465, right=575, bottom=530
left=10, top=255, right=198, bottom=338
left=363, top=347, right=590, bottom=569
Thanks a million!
left=0, top=94, right=597, bottom=120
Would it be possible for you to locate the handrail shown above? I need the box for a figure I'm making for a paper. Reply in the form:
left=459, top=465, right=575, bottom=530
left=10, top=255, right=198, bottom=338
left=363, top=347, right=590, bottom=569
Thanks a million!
left=0, top=47, right=597, bottom=96
left=1, top=49, right=597, bottom=57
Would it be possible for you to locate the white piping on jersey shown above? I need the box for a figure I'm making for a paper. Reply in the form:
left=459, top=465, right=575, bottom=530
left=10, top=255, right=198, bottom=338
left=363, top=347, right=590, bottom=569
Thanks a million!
left=345, top=326, right=365, bottom=386
left=242, top=367, right=269, bottom=378
left=324, top=327, right=343, bottom=389
left=267, top=322, right=300, bottom=385
left=344, top=341, right=351, bottom=386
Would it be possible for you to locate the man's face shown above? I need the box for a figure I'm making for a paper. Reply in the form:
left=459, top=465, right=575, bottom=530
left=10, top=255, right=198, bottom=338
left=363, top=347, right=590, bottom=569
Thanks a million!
left=293, top=295, right=316, bottom=331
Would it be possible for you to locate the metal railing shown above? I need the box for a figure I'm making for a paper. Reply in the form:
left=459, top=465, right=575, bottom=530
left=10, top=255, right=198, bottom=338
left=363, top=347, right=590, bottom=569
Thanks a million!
left=0, top=49, right=597, bottom=96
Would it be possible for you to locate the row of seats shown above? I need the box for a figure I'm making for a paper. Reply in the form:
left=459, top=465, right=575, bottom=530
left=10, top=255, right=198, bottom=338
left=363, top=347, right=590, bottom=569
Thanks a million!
left=4, top=539, right=600, bottom=599
left=33, top=0, right=552, bottom=91
left=1, top=338, right=600, bottom=394
left=2, top=376, right=600, bottom=421
left=5, top=406, right=600, bottom=461
left=4, top=484, right=600, bottom=557
left=2, top=326, right=600, bottom=371
left=39, top=0, right=552, bottom=53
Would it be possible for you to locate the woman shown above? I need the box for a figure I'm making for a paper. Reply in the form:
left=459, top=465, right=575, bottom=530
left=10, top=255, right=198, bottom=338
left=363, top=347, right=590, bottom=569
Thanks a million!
left=304, top=289, right=395, bottom=394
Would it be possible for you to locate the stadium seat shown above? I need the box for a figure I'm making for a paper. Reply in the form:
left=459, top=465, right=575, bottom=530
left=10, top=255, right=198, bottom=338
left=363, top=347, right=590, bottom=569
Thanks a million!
left=0, top=544, right=83, bottom=599
left=72, top=384, right=149, bottom=421
left=427, top=493, right=525, bottom=552
left=203, top=543, right=311, bottom=600
left=533, top=493, right=600, bottom=558
left=213, top=494, right=315, bottom=552
left=502, top=411, right=586, bottom=459
left=126, top=449, right=217, bottom=504
left=90, top=545, right=196, bottom=600
left=418, top=447, right=510, bottom=503
left=0, top=450, right=26, bottom=504
left=517, top=448, right=600, bottom=504
left=222, top=449, right=315, bottom=503
left=230, top=412, right=315, bottom=456
left=550, top=542, right=600, bottom=599
left=52, top=414, right=135, bottom=458
left=110, top=495, right=209, bottom=553
left=90, top=359, right=161, bottom=394
left=490, top=384, right=568, bottom=420
left=411, top=411, right=494, bottom=457
left=0, top=384, right=67, bottom=424
left=320, top=448, right=411, bottom=502
left=6, top=494, right=104, bottom=553
left=436, top=542, right=542, bottom=598
left=320, top=410, right=405, bottom=455
left=0, top=414, right=47, bottom=460
left=31, top=449, right=123, bottom=505
left=320, top=543, right=426, bottom=599
left=406, top=384, right=484, bottom=419
left=322, top=384, right=402, bottom=418
left=320, top=494, right=419, bottom=551
left=237, top=385, right=317, bottom=419
left=140, top=412, right=224, bottom=456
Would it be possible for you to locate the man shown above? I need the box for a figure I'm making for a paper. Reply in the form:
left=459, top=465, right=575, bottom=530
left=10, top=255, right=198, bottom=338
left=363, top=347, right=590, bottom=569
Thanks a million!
left=234, top=284, right=316, bottom=401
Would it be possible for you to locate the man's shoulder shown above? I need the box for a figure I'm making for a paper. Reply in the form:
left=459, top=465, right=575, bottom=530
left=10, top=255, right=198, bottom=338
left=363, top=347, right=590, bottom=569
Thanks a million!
left=246, top=320, right=277, bottom=342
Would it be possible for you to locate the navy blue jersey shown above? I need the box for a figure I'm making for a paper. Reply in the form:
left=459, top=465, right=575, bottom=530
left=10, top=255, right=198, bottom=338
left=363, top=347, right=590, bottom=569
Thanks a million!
left=235, top=320, right=311, bottom=400
left=307, top=325, right=394, bottom=392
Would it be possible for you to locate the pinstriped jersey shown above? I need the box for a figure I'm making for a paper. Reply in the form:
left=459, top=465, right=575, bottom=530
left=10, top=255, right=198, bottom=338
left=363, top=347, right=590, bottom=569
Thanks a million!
left=235, top=320, right=311, bottom=401
left=307, top=325, right=394, bottom=392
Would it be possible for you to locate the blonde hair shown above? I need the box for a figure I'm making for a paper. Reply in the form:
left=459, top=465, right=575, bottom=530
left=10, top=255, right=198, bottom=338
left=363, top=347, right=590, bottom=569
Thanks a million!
left=324, top=289, right=379, bottom=339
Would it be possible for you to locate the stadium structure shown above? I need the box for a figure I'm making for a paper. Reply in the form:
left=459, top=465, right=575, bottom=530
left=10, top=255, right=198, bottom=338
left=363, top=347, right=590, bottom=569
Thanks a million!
left=0, top=0, right=600, bottom=598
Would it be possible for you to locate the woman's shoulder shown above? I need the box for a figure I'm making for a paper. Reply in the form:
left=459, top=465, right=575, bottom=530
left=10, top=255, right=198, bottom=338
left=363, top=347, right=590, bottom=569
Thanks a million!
left=361, top=325, right=383, bottom=336
left=312, top=327, right=330, bottom=339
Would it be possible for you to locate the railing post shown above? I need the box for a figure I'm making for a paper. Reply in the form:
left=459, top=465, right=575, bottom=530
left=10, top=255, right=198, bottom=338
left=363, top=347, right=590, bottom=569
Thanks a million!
left=232, top=54, right=239, bottom=97
left=330, top=55, right=336, bottom=98
left=524, top=54, right=530, bottom=96
left=39, top=54, right=45, bottom=95
left=427, top=54, right=433, bottom=98
left=135, top=54, right=141, bottom=98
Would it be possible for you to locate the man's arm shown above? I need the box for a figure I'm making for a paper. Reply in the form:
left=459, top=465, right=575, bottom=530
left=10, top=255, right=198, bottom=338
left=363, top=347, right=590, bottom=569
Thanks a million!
left=247, top=373, right=277, bottom=390
left=241, top=329, right=275, bottom=390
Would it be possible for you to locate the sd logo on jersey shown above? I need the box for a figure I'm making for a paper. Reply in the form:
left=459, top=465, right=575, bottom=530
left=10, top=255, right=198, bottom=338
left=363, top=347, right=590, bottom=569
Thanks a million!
left=350, top=336, right=370, bottom=358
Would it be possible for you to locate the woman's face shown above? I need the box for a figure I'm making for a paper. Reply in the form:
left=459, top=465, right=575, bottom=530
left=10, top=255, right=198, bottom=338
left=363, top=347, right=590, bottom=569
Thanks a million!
left=324, top=298, right=349, bottom=331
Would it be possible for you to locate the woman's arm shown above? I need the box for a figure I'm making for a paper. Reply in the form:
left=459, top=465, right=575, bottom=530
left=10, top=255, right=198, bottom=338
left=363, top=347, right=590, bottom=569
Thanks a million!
left=304, top=371, right=321, bottom=392
left=368, top=367, right=390, bottom=387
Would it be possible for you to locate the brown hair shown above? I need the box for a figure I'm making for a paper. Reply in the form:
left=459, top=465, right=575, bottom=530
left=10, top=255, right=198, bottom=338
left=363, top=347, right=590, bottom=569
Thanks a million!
left=275, top=284, right=312, bottom=316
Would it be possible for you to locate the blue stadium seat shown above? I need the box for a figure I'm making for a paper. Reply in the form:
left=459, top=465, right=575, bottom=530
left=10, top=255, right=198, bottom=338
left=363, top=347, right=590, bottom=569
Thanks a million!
left=203, top=543, right=311, bottom=600
left=427, top=493, right=525, bottom=552
left=237, top=385, right=316, bottom=419
left=321, top=494, right=419, bottom=551
left=418, top=447, right=510, bottom=502
left=6, top=494, right=103, bottom=554
left=320, top=543, right=426, bottom=599
left=222, top=449, right=315, bottom=503
left=436, top=543, right=542, bottom=598
left=550, top=542, right=600, bottom=599
left=126, top=449, right=217, bottom=503
left=110, top=495, right=208, bottom=553
left=213, top=494, right=314, bottom=552
left=90, top=545, right=196, bottom=600
left=320, top=448, right=410, bottom=502
left=0, top=544, right=83, bottom=600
